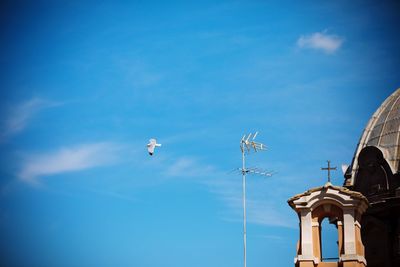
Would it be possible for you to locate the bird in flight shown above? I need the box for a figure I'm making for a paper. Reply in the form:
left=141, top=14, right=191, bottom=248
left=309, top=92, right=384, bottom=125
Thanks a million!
left=147, top=138, right=162, bottom=156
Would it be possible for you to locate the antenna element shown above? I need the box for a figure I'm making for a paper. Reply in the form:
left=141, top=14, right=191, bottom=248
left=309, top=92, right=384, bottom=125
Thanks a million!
left=239, top=132, right=272, bottom=267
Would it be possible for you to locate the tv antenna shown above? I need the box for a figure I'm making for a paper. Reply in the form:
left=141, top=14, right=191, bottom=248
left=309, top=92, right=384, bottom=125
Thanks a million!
left=239, top=132, right=273, bottom=267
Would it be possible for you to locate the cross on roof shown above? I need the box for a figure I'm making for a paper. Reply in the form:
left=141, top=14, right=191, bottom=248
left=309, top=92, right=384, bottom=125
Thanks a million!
left=321, top=160, right=337, bottom=183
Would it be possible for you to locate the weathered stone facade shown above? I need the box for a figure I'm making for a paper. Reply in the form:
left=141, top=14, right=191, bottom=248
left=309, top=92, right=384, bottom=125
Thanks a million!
left=288, top=88, right=400, bottom=267
left=344, top=88, right=400, bottom=267
left=288, top=183, right=368, bottom=267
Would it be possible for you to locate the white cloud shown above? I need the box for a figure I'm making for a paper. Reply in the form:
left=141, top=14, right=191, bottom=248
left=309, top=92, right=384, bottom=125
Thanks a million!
left=164, top=156, right=295, bottom=228
left=19, top=142, right=122, bottom=184
left=1, top=98, right=61, bottom=140
left=218, top=192, right=295, bottom=228
left=89, top=189, right=137, bottom=203
left=297, top=31, right=344, bottom=54
left=165, top=157, right=215, bottom=178
left=246, top=199, right=294, bottom=228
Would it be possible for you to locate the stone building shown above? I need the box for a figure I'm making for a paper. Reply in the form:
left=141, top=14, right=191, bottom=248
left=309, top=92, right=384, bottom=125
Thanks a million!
left=288, top=183, right=369, bottom=267
left=288, top=88, right=400, bottom=267
left=343, top=88, right=400, bottom=267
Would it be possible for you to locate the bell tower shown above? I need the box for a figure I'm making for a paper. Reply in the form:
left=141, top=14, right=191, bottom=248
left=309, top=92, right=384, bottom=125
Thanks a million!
left=288, top=182, right=369, bottom=267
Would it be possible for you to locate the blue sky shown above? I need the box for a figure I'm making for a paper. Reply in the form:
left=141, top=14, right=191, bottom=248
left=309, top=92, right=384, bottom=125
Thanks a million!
left=1, top=1, right=399, bottom=266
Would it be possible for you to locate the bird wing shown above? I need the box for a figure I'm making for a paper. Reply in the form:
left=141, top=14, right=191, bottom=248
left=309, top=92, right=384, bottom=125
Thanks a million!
left=149, top=139, right=156, bottom=145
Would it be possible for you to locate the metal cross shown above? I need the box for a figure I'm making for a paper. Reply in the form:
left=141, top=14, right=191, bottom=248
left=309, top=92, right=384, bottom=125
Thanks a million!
left=321, top=160, right=337, bottom=183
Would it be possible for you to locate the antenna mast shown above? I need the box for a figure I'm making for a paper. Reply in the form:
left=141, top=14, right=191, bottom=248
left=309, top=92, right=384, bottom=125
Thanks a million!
left=239, top=132, right=272, bottom=267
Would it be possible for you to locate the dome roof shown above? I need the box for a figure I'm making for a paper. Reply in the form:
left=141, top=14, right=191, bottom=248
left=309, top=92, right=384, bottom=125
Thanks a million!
left=345, top=88, right=400, bottom=187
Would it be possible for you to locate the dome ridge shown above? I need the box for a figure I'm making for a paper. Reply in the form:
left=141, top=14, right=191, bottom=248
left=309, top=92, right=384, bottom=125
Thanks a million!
left=345, top=88, right=400, bottom=187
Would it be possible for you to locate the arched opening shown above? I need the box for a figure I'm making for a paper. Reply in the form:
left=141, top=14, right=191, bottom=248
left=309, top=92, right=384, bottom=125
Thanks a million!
left=320, top=217, right=339, bottom=262
left=356, top=146, right=393, bottom=197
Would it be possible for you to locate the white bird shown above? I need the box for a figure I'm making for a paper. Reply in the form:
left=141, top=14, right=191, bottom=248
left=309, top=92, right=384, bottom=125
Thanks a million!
left=147, top=138, right=161, bottom=156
